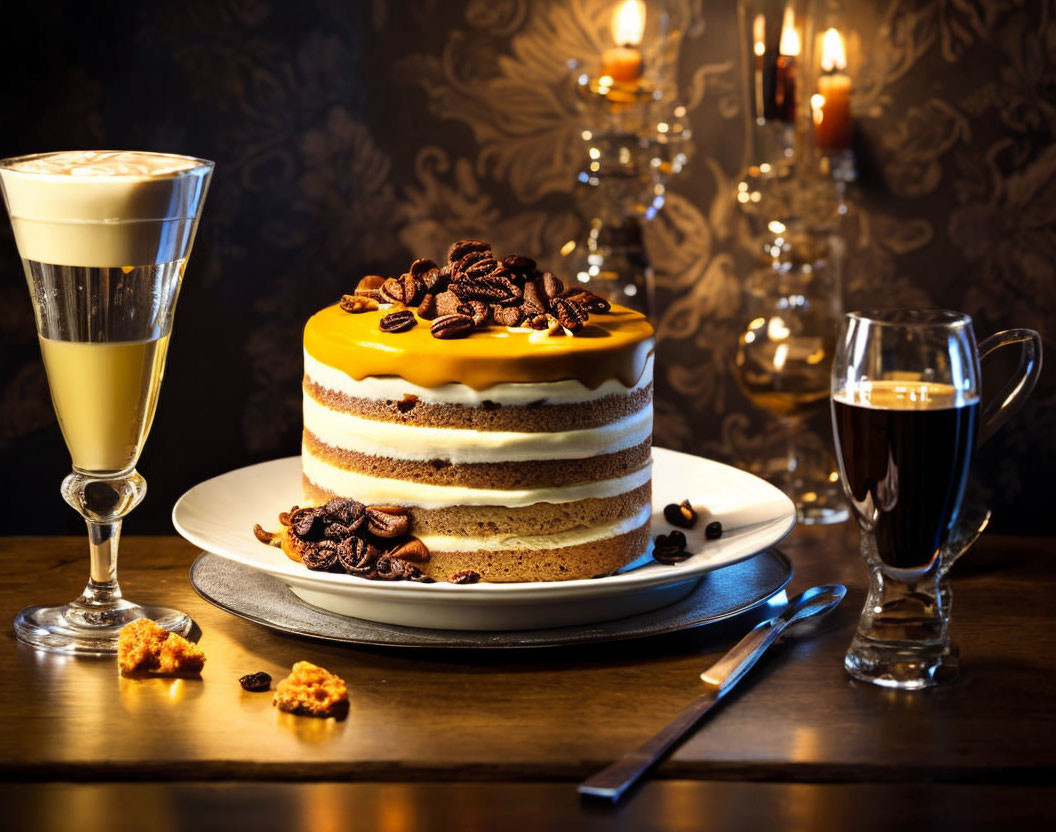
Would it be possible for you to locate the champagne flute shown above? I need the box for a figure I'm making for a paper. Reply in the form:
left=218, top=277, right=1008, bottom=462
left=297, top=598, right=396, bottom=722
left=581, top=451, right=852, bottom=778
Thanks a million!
left=0, top=150, right=213, bottom=655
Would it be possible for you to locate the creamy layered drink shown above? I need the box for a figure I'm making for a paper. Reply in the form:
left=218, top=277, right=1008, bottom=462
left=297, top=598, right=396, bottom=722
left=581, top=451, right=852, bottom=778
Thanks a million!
left=0, top=150, right=212, bottom=654
left=1, top=150, right=210, bottom=473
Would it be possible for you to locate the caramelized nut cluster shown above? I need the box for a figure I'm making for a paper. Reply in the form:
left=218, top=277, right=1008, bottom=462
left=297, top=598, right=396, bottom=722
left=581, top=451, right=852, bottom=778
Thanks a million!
left=256, top=498, right=434, bottom=583
left=341, top=239, right=613, bottom=340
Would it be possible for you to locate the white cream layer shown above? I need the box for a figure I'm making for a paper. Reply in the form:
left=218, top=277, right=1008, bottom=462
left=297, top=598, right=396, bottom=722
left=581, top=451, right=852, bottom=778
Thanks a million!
left=302, top=449, right=651, bottom=508
left=416, top=504, right=652, bottom=552
left=303, top=395, right=652, bottom=463
left=303, top=349, right=653, bottom=406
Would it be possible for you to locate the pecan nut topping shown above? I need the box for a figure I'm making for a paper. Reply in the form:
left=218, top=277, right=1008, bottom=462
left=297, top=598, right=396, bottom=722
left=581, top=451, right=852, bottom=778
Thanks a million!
left=387, top=538, right=429, bottom=563
left=290, top=507, right=321, bottom=538
left=375, top=557, right=433, bottom=582
left=551, top=297, right=588, bottom=332
left=565, top=289, right=611, bottom=313
left=457, top=299, right=491, bottom=328
left=379, top=309, right=418, bottom=333
left=379, top=277, right=405, bottom=304
left=539, top=272, right=564, bottom=299
left=501, top=254, right=536, bottom=275
left=365, top=506, right=411, bottom=538
left=253, top=524, right=279, bottom=545
left=653, top=531, right=690, bottom=564
left=354, top=275, right=386, bottom=299
left=434, top=290, right=462, bottom=317
left=430, top=314, right=474, bottom=340
left=409, top=257, right=439, bottom=279
left=302, top=538, right=340, bottom=571
left=493, top=306, right=524, bottom=327
left=337, top=535, right=376, bottom=572
left=449, top=570, right=482, bottom=585
left=447, top=239, right=492, bottom=264
left=339, top=294, right=378, bottom=313
left=520, top=281, right=547, bottom=316
left=663, top=499, right=697, bottom=529
left=417, top=293, right=438, bottom=320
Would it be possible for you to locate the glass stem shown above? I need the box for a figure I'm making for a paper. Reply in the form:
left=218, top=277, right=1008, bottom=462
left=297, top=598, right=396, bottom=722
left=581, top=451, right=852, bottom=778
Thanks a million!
left=61, top=469, right=147, bottom=619
left=82, top=519, right=124, bottom=606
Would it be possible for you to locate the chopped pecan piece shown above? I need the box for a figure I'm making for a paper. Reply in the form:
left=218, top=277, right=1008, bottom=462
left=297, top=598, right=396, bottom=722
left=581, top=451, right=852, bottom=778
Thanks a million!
left=339, top=294, right=378, bottom=313
left=253, top=524, right=280, bottom=545
left=449, top=570, right=482, bottom=585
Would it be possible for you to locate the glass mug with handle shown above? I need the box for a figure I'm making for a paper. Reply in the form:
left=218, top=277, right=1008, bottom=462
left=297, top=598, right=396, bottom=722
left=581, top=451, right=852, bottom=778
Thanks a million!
left=831, top=309, right=1042, bottom=689
left=0, top=150, right=213, bottom=655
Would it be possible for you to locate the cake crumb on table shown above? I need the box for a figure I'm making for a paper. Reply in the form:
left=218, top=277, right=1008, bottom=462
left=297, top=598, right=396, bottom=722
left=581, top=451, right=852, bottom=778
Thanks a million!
left=273, top=661, right=349, bottom=720
left=117, top=618, right=205, bottom=676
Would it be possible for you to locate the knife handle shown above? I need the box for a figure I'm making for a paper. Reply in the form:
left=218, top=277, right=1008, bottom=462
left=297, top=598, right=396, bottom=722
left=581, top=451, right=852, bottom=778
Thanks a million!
left=577, top=692, right=718, bottom=801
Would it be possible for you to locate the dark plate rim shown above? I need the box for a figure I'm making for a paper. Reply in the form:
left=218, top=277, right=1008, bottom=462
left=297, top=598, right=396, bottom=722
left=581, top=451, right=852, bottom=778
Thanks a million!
left=188, top=548, right=793, bottom=650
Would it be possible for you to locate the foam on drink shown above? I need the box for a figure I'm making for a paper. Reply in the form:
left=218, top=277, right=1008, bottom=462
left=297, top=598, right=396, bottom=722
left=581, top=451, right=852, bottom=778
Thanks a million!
left=0, top=150, right=211, bottom=267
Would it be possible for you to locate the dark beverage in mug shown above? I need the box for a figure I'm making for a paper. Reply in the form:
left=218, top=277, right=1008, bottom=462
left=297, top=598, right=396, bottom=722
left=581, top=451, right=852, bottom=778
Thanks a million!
left=832, top=381, right=978, bottom=571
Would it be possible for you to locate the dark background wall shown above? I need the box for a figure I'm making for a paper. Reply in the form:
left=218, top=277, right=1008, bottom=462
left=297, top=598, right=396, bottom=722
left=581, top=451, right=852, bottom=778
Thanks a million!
left=1, top=0, right=1052, bottom=535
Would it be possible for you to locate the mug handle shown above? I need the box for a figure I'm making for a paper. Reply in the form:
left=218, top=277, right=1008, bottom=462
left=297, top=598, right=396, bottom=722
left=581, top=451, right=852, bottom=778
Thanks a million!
left=976, top=328, right=1043, bottom=445
left=941, top=328, right=1042, bottom=575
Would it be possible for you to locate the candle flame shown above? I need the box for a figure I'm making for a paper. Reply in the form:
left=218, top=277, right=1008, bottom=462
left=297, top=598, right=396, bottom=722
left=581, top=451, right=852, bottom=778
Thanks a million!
left=810, top=92, right=826, bottom=125
left=611, top=0, right=646, bottom=47
left=753, top=14, right=766, bottom=56
left=821, top=28, right=847, bottom=71
left=779, top=6, right=800, bottom=56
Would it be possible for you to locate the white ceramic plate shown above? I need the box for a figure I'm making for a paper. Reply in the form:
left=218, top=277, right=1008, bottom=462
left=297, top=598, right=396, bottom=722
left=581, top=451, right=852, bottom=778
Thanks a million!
left=172, top=447, right=796, bottom=631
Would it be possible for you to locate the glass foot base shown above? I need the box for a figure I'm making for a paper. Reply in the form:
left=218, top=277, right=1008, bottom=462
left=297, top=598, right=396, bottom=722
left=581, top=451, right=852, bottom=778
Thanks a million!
left=14, top=600, right=192, bottom=656
left=844, top=635, right=960, bottom=689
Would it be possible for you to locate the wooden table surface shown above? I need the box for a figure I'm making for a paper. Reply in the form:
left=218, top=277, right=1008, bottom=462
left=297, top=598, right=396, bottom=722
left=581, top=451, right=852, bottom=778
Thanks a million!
left=2, top=528, right=1054, bottom=830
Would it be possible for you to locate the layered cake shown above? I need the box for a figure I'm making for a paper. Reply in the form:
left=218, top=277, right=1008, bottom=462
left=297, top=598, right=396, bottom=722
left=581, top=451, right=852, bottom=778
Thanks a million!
left=298, top=242, right=655, bottom=582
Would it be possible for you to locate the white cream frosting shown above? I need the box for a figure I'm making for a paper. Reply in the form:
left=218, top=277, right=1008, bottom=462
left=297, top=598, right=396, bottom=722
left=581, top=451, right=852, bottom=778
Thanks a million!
left=416, top=503, right=652, bottom=552
left=302, top=449, right=652, bottom=508
left=303, top=394, right=652, bottom=463
left=303, top=349, right=654, bottom=406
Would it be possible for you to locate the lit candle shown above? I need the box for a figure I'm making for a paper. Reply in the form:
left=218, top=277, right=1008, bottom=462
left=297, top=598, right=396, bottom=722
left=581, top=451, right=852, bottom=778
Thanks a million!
left=601, top=0, right=646, bottom=85
left=775, top=6, right=799, bottom=124
left=753, top=14, right=766, bottom=120
left=813, top=28, right=853, bottom=151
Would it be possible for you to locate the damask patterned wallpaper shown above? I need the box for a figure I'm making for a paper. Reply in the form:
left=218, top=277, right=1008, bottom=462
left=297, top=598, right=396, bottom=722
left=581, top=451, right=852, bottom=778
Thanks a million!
left=1, top=0, right=1052, bottom=534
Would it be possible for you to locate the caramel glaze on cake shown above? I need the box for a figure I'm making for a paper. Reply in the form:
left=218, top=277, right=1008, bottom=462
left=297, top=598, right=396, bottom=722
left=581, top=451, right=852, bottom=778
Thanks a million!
left=301, top=302, right=655, bottom=582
